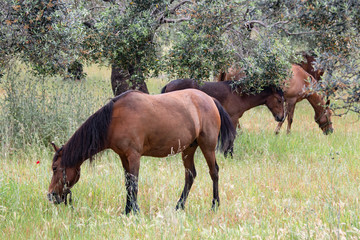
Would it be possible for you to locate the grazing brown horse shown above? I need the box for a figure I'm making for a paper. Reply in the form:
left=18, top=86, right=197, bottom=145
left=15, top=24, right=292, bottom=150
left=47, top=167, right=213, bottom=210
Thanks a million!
left=47, top=89, right=236, bottom=214
left=216, top=65, right=333, bottom=134
left=274, top=65, right=333, bottom=134
left=161, top=79, right=285, bottom=130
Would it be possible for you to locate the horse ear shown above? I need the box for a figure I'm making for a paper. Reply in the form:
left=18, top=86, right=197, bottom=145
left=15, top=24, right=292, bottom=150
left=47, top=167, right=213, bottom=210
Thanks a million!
left=51, top=142, right=59, bottom=152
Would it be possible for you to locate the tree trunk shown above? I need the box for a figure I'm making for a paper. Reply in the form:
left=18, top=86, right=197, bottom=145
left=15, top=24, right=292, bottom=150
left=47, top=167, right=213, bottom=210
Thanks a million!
left=110, top=64, right=149, bottom=96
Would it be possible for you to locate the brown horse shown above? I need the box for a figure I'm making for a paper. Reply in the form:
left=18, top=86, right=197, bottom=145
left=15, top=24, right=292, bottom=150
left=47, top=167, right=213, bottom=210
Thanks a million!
left=275, top=65, right=333, bottom=134
left=161, top=79, right=285, bottom=130
left=216, top=65, right=333, bottom=134
left=47, top=89, right=236, bottom=214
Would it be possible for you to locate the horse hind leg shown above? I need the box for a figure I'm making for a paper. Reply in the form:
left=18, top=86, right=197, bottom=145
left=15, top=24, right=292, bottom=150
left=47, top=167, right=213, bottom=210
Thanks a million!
left=199, top=143, right=220, bottom=210
left=176, top=144, right=197, bottom=210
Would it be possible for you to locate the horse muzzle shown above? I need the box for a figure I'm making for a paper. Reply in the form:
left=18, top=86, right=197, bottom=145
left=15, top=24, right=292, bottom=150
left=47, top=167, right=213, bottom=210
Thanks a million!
left=275, top=115, right=285, bottom=122
left=47, top=189, right=72, bottom=205
left=47, top=192, right=64, bottom=204
left=323, top=127, right=334, bottom=135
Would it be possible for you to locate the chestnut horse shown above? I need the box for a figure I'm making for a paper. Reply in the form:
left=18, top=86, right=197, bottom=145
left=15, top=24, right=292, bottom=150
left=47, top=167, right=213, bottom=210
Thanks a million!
left=48, top=89, right=236, bottom=214
left=274, top=65, right=333, bottom=134
left=216, top=65, right=333, bottom=134
left=161, top=79, right=285, bottom=130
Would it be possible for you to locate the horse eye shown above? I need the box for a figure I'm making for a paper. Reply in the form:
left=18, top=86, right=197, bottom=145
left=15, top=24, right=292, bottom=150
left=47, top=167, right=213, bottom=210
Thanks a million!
left=53, top=167, right=57, bottom=172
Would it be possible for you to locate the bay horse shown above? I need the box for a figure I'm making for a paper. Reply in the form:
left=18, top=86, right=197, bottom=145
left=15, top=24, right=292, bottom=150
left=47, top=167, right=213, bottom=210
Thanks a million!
left=216, top=65, right=333, bottom=134
left=47, top=89, right=236, bottom=214
left=161, top=79, right=285, bottom=130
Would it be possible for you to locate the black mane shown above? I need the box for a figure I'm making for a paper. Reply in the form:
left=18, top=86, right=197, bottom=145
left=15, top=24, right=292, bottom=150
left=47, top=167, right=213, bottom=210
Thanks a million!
left=58, top=91, right=131, bottom=167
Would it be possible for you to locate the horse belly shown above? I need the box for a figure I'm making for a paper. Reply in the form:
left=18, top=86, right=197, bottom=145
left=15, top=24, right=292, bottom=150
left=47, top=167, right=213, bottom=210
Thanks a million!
left=142, top=129, right=197, bottom=158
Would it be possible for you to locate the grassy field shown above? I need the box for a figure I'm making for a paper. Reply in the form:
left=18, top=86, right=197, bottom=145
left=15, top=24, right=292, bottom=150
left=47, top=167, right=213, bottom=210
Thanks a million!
left=0, top=65, right=359, bottom=239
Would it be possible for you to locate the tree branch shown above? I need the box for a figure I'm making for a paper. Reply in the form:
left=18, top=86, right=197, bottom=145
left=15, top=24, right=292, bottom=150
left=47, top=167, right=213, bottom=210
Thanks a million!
left=155, top=0, right=193, bottom=27
left=168, top=0, right=192, bottom=14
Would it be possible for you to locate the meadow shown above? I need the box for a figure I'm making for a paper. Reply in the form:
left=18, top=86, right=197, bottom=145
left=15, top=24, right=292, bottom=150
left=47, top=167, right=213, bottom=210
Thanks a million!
left=0, top=65, right=359, bottom=239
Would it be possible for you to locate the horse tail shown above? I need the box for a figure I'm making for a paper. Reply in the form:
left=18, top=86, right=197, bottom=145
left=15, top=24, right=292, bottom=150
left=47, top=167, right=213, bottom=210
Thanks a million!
left=213, top=99, right=236, bottom=157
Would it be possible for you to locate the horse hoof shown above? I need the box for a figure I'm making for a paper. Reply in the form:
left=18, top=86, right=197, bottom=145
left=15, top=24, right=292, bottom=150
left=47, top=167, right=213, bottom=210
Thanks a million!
left=175, top=202, right=185, bottom=211
left=211, top=199, right=220, bottom=211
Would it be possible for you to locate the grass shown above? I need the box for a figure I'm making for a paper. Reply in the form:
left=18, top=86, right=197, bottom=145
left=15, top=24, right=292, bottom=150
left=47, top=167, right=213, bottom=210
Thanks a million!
left=1, top=65, right=360, bottom=239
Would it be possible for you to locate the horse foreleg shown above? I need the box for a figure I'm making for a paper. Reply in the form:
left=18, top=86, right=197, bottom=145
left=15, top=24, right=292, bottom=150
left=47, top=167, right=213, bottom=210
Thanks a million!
left=125, top=171, right=140, bottom=214
left=121, top=152, right=141, bottom=214
left=176, top=145, right=197, bottom=210
left=275, top=119, right=285, bottom=134
left=275, top=100, right=290, bottom=134
left=286, top=102, right=296, bottom=134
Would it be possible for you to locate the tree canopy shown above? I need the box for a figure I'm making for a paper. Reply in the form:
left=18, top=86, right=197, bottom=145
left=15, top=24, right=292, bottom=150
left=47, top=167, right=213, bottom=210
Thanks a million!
left=1, top=0, right=359, bottom=114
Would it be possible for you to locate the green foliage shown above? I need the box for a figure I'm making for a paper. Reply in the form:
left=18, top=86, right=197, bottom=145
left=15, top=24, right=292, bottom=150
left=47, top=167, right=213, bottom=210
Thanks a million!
left=1, top=0, right=360, bottom=112
left=165, top=1, right=235, bottom=80
left=93, top=4, right=158, bottom=80
left=235, top=37, right=296, bottom=93
left=0, top=0, right=87, bottom=76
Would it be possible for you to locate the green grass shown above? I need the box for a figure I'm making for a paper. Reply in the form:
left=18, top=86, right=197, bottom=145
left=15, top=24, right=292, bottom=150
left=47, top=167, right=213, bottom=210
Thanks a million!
left=1, top=65, right=360, bottom=239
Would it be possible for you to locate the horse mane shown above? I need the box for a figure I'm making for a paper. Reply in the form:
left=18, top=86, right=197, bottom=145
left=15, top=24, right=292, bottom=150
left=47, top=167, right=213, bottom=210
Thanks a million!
left=59, top=91, right=131, bottom=168
left=216, top=71, right=227, bottom=82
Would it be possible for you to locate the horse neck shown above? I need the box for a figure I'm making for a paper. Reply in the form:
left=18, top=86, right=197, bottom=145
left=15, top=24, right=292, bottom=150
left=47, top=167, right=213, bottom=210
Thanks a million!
left=237, top=91, right=269, bottom=112
left=306, top=92, right=326, bottom=118
left=60, top=98, right=115, bottom=168
left=61, top=138, right=107, bottom=168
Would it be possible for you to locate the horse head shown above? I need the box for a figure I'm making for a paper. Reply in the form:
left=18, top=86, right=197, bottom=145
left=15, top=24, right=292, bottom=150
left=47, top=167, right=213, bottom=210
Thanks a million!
left=265, top=87, right=286, bottom=122
left=315, top=99, right=334, bottom=135
left=47, top=142, right=80, bottom=205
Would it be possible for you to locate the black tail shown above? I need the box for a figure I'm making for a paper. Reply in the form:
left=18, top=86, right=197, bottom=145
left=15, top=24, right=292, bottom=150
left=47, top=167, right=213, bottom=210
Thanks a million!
left=214, top=99, right=236, bottom=157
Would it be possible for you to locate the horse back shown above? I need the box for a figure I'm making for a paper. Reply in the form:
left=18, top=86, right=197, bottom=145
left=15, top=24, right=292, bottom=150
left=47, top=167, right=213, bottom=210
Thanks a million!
left=284, top=65, right=317, bottom=99
left=163, top=79, right=232, bottom=105
left=161, top=78, right=199, bottom=93
left=108, top=90, right=220, bottom=157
